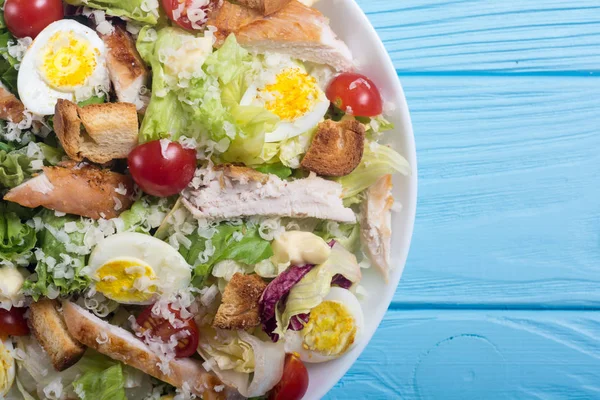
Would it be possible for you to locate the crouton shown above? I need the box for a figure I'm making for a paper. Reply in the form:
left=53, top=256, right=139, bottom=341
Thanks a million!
left=213, top=273, right=267, bottom=330
left=28, top=299, right=86, bottom=371
left=301, top=119, right=366, bottom=176
left=54, top=99, right=139, bottom=164
left=236, top=0, right=292, bottom=15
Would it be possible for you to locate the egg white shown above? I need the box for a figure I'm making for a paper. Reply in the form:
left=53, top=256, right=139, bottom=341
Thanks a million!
left=0, top=339, right=15, bottom=397
left=87, top=232, right=192, bottom=304
left=284, top=287, right=365, bottom=363
left=18, top=20, right=109, bottom=116
left=240, top=59, right=330, bottom=143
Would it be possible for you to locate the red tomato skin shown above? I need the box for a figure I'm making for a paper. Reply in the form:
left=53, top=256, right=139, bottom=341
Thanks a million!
left=128, top=140, right=197, bottom=197
left=136, top=304, right=200, bottom=358
left=161, top=0, right=215, bottom=31
left=326, top=72, right=384, bottom=117
left=269, top=353, right=309, bottom=400
left=0, top=307, right=29, bottom=336
left=4, top=0, right=64, bottom=39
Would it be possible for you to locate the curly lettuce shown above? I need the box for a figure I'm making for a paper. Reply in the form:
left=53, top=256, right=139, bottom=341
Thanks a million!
left=0, top=203, right=35, bottom=267
left=138, top=29, right=279, bottom=163
left=0, top=141, right=63, bottom=188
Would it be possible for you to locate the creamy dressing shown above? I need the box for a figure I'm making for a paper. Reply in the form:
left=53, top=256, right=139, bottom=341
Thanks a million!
left=271, top=231, right=331, bottom=266
left=0, top=267, right=25, bottom=302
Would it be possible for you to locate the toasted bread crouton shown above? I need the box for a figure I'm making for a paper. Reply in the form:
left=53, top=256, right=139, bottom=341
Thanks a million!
left=301, top=119, right=365, bottom=176
left=213, top=273, right=267, bottom=330
left=236, top=0, right=292, bottom=15
left=29, top=299, right=86, bottom=371
left=54, top=99, right=139, bottom=164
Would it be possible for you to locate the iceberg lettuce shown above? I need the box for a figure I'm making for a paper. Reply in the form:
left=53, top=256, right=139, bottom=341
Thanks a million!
left=64, top=0, right=160, bottom=24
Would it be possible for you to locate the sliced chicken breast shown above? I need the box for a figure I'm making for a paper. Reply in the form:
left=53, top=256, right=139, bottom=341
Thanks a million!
left=3, top=162, right=134, bottom=220
left=208, top=1, right=353, bottom=71
left=62, top=301, right=226, bottom=400
left=100, top=25, right=149, bottom=112
left=360, top=174, right=393, bottom=281
left=182, top=165, right=356, bottom=223
left=0, top=82, right=25, bottom=123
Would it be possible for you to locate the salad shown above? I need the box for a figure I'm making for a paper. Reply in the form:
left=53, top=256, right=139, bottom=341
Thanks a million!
left=0, top=0, right=410, bottom=399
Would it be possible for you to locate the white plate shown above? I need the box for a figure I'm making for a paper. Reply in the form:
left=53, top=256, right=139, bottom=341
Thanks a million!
left=306, top=1, right=418, bottom=399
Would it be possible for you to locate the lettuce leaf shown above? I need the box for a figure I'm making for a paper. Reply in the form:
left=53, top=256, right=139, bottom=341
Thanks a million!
left=176, top=223, right=273, bottom=287
left=0, top=142, right=63, bottom=188
left=138, top=31, right=280, bottom=163
left=253, top=163, right=292, bottom=179
left=197, top=326, right=256, bottom=373
left=72, top=362, right=127, bottom=400
left=23, top=210, right=90, bottom=300
left=64, top=0, right=160, bottom=24
left=0, top=203, right=36, bottom=267
left=275, top=243, right=361, bottom=336
left=336, top=141, right=410, bottom=199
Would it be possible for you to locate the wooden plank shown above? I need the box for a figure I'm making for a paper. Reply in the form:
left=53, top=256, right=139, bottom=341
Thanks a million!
left=356, top=0, right=600, bottom=72
left=392, top=75, right=600, bottom=306
left=326, top=310, right=600, bottom=400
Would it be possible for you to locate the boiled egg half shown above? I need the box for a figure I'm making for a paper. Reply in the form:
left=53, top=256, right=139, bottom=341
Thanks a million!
left=18, top=20, right=110, bottom=116
left=241, top=61, right=330, bottom=143
left=284, top=287, right=364, bottom=363
left=87, top=233, right=192, bottom=305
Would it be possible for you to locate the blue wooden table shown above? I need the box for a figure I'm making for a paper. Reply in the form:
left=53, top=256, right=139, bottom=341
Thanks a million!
left=326, top=1, right=600, bottom=399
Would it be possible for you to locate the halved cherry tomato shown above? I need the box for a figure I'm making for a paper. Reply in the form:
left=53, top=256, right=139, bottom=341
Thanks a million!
left=0, top=307, right=29, bottom=337
left=128, top=140, right=197, bottom=197
left=269, top=353, right=309, bottom=400
left=4, top=0, right=64, bottom=39
left=136, top=304, right=199, bottom=358
left=161, top=0, right=216, bottom=30
left=326, top=72, right=383, bottom=117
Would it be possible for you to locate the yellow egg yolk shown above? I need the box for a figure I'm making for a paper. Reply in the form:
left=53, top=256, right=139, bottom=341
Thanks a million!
left=260, top=68, right=321, bottom=121
left=301, top=300, right=357, bottom=357
left=94, top=258, right=157, bottom=303
left=40, top=32, right=98, bottom=90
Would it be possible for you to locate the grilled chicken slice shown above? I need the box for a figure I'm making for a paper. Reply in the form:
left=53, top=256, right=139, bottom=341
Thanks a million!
left=236, top=0, right=291, bottom=15
left=208, top=1, right=353, bottom=71
left=3, top=162, right=134, bottom=220
left=0, top=82, right=25, bottom=123
left=182, top=165, right=356, bottom=223
left=360, top=175, right=393, bottom=282
left=100, top=25, right=149, bottom=111
left=213, top=273, right=267, bottom=330
left=62, top=301, right=226, bottom=400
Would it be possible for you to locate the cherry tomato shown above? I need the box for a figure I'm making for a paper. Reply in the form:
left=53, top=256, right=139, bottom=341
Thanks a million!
left=326, top=72, right=383, bottom=117
left=136, top=304, right=199, bottom=358
left=4, top=0, right=64, bottom=39
left=128, top=140, right=197, bottom=197
left=269, top=353, right=309, bottom=400
left=0, top=307, right=29, bottom=337
left=161, top=0, right=216, bottom=30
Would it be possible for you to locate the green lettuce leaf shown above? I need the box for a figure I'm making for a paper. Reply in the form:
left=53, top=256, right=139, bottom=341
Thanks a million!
left=0, top=31, right=18, bottom=93
left=314, top=221, right=361, bottom=253
left=72, top=362, right=127, bottom=400
left=197, top=326, right=256, bottom=373
left=336, top=141, right=410, bottom=199
left=0, top=203, right=36, bottom=266
left=0, top=141, right=63, bottom=188
left=23, top=210, right=90, bottom=300
left=64, top=0, right=159, bottom=24
left=253, top=163, right=292, bottom=179
left=176, top=223, right=273, bottom=287
left=118, top=196, right=174, bottom=233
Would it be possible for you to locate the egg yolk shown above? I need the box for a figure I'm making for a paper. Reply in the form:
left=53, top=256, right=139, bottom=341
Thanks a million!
left=39, top=32, right=98, bottom=90
left=94, top=258, right=157, bottom=303
left=301, top=300, right=357, bottom=357
left=259, top=68, right=321, bottom=121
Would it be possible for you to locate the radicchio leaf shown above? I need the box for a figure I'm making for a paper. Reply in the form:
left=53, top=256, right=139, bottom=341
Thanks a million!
left=331, top=273, right=353, bottom=289
left=259, top=264, right=314, bottom=341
